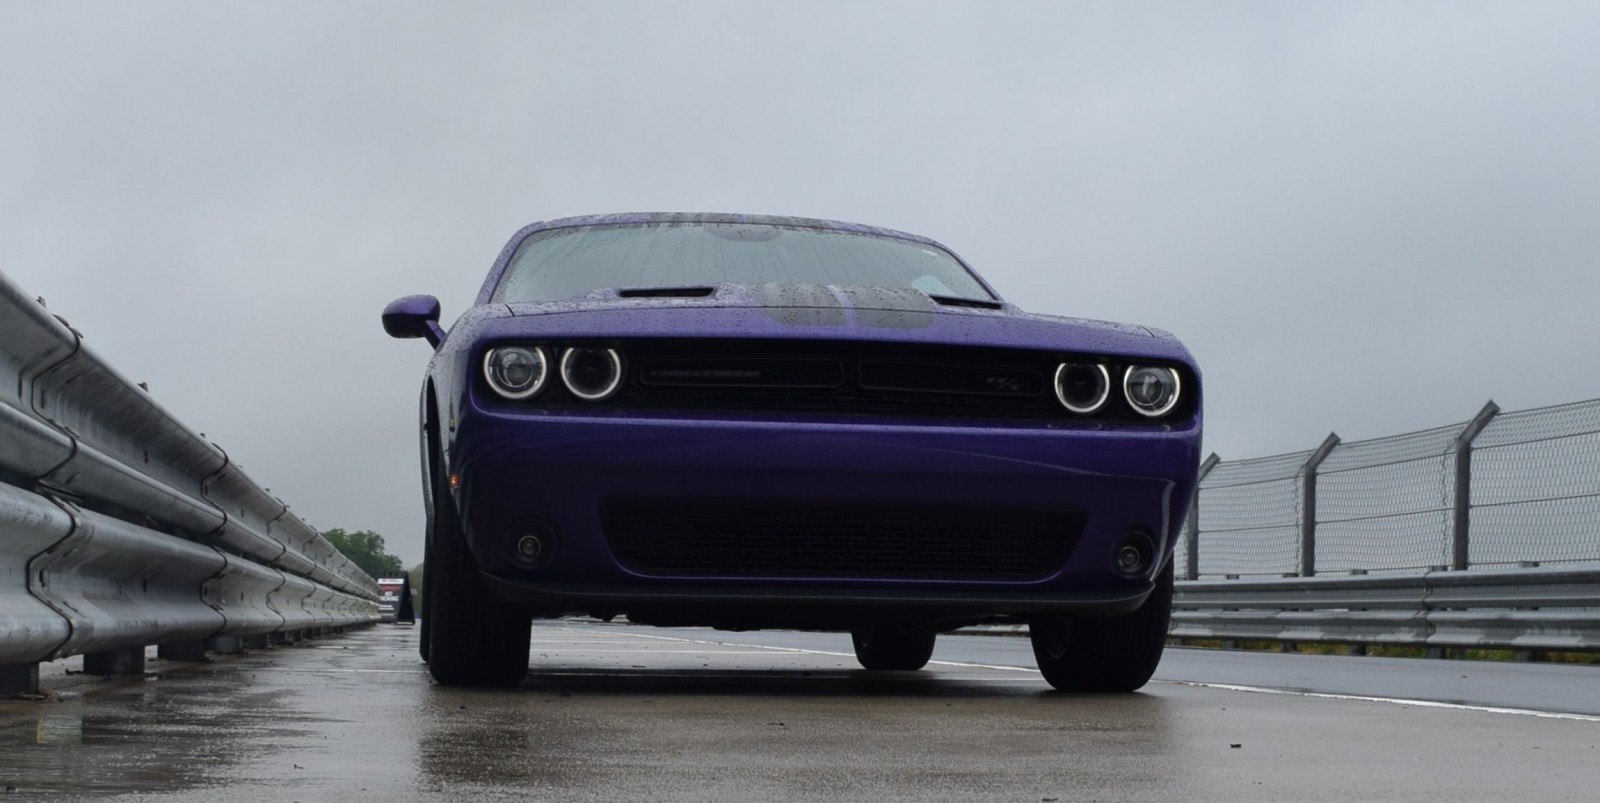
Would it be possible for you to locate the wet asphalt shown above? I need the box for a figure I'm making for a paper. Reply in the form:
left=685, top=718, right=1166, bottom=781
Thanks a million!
left=1, top=622, right=1597, bottom=800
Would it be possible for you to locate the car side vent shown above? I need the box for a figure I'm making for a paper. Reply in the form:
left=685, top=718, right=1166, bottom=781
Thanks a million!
left=617, top=286, right=718, bottom=298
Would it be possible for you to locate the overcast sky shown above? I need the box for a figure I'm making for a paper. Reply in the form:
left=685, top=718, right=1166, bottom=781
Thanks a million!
left=4, top=2, right=1597, bottom=566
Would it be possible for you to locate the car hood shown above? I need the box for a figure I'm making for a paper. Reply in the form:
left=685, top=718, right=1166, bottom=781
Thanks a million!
left=470, top=284, right=1194, bottom=365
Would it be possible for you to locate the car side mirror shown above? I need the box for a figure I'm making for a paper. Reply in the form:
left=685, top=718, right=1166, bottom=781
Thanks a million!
left=382, top=295, right=445, bottom=348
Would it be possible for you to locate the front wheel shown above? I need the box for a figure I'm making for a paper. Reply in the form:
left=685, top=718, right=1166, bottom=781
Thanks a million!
left=418, top=540, right=432, bottom=662
left=424, top=471, right=531, bottom=687
left=851, top=628, right=937, bottom=671
left=1029, top=562, right=1173, bottom=692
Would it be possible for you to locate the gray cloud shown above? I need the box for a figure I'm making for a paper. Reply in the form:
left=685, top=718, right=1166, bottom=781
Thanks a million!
left=4, top=1, right=1597, bottom=565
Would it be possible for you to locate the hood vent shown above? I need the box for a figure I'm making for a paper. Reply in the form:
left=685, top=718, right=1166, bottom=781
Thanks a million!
left=617, top=286, right=717, bottom=299
left=927, top=294, right=1003, bottom=310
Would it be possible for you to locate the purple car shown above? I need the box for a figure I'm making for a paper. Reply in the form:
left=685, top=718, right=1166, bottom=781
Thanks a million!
left=383, top=213, right=1201, bottom=689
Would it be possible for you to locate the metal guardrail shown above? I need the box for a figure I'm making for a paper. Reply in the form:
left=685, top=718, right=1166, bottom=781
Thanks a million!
left=1, top=270, right=379, bottom=694
left=1172, top=568, right=1600, bottom=652
left=1173, top=398, right=1600, bottom=653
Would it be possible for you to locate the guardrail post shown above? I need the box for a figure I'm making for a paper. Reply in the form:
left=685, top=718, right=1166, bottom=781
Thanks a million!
left=1185, top=453, right=1221, bottom=581
left=1452, top=401, right=1500, bottom=571
left=0, top=663, right=40, bottom=696
left=157, top=640, right=208, bottom=662
left=84, top=647, right=146, bottom=676
left=206, top=635, right=243, bottom=655
left=1300, top=433, right=1341, bottom=577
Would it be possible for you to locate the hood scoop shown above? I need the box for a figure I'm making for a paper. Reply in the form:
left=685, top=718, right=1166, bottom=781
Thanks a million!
left=617, top=286, right=717, bottom=299
left=926, top=294, right=1003, bottom=310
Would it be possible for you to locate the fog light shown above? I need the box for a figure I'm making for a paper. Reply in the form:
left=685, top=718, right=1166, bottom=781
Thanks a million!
left=512, top=522, right=556, bottom=567
left=516, top=535, right=545, bottom=562
left=1113, top=531, right=1153, bottom=576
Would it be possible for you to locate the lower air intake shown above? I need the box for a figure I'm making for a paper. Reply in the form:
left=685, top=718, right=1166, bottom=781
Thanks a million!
left=603, top=500, right=1081, bottom=581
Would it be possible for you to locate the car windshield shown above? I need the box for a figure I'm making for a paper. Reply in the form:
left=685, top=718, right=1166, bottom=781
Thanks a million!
left=492, top=222, right=995, bottom=303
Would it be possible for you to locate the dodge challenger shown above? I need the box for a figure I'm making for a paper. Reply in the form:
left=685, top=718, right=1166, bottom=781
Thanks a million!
left=382, top=213, right=1201, bottom=689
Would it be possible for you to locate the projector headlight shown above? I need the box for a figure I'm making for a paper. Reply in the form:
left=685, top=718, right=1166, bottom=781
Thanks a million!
left=483, top=346, right=548, bottom=399
left=1123, top=365, right=1181, bottom=418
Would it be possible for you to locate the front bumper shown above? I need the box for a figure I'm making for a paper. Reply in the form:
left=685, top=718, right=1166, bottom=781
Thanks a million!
left=451, top=405, right=1200, bottom=625
left=480, top=577, right=1158, bottom=630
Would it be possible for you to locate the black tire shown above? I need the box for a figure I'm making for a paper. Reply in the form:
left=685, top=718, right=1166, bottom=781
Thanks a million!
left=425, top=468, right=531, bottom=687
left=1030, top=562, right=1174, bottom=692
left=851, top=628, right=937, bottom=671
left=418, top=539, right=432, bottom=662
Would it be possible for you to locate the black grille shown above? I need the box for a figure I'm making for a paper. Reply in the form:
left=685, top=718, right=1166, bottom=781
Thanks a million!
left=640, top=357, right=842, bottom=389
left=603, top=500, right=1082, bottom=581
left=618, top=340, right=1066, bottom=421
left=485, top=339, right=1192, bottom=423
left=858, top=360, right=1044, bottom=397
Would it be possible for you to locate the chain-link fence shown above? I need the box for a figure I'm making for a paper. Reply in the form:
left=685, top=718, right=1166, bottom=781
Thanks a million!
left=1181, top=397, right=1600, bottom=579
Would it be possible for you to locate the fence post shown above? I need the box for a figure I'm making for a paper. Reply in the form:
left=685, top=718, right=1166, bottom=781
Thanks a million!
left=1301, top=433, right=1341, bottom=577
left=1185, top=453, right=1221, bottom=581
left=1452, top=401, right=1501, bottom=571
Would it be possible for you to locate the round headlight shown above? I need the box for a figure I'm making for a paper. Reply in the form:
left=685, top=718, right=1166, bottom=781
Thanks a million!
left=1054, top=363, right=1110, bottom=414
left=560, top=347, right=624, bottom=401
left=1123, top=366, right=1181, bottom=418
left=483, top=346, right=548, bottom=399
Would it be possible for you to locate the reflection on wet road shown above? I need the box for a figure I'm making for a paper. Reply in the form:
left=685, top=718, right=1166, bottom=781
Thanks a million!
left=1, top=623, right=1596, bottom=800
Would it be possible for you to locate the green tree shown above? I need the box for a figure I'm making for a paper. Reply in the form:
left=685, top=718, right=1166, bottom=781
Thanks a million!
left=322, top=528, right=406, bottom=578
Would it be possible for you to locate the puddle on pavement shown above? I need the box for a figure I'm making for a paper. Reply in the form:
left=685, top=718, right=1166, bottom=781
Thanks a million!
left=0, top=657, right=327, bottom=796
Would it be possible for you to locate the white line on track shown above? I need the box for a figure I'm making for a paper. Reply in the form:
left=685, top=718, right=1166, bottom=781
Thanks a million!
left=534, top=650, right=789, bottom=655
left=529, top=639, right=662, bottom=644
left=1163, top=681, right=1600, bottom=723
left=610, top=630, right=1038, bottom=673
left=600, top=628, right=1600, bottom=721
left=276, top=669, right=425, bottom=674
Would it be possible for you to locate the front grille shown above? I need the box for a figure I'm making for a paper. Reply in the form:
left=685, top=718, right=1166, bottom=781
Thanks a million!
left=603, top=500, right=1082, bottom=581
left=640, top=357, right=842, bottom=389
left=617, top=340, right=1065, bottom=421
left=858, top=360, right=1044, bottom=397
left=482, top=338, right=1193, bottom=423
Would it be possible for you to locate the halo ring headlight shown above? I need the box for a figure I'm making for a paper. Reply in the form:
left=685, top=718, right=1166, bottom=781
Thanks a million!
left=560, top=347, right=624, bottom=401
left=1122, top=365, right=1182, bottom=418
left=1054, top=363, right=1111, bottom=414
left=483, top=346, right=548, bottom=400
